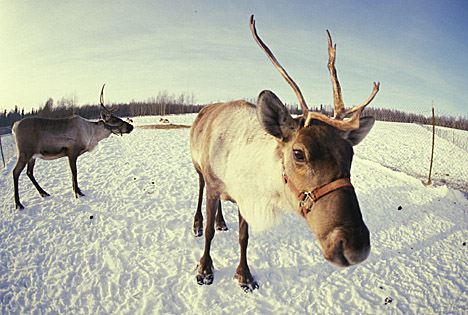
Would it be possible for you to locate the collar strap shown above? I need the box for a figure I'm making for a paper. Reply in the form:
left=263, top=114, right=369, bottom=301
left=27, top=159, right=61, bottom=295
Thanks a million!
left=102, top=121, right=123, bottom=136
left=282, top=172, right=353, bottom=217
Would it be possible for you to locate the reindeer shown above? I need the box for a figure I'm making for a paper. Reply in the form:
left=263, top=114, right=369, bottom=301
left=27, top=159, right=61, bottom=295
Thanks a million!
left=190, top=16, right=380, bottom=291
left=12, top=85, right=133, bottom=210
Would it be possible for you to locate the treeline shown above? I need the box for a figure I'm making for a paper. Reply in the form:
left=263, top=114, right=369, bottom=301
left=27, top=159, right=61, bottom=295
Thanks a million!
left=288, top=104, right=468, bottom=131
left=363, top=107, right=468, bottom=130
left=1, top=96, right=467, bottom=132
left=0, top=91, right=202, bottom=132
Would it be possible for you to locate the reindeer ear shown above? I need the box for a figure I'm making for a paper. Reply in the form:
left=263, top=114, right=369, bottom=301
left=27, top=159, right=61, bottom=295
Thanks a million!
left=340, top=116, right=375, bottom=146
left=100, top=104, right=109, bottom=112
left=100, top=106, right=111, bottom=121
left=256, top=90, right=299, bottom=141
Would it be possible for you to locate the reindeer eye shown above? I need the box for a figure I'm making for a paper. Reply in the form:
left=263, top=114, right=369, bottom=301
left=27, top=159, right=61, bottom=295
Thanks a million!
left=293, top=149, right=305, bottom=162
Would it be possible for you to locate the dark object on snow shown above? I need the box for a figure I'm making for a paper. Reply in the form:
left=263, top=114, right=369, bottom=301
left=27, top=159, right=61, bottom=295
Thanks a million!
left=151, top=181, right=155, bottom=184
left=90, top=215, right=94, bottom=220
left=139, top=123, right=190, bottom=130
left=134, top=177, right=136, bottom=180
left=384, top=297, right=393, bottom=305
left=379, top=286, right=384, bottom=290
left=397, top=205, right=402, bottom=210
left=463, top=242, right=466, bottom=246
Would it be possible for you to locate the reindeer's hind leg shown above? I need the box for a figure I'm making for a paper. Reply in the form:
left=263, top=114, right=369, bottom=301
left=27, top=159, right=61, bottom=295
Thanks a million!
left=26, top=159, right=50, bottom=198
left=193, top=170, right=205, bottom=237
left=215, top=200, right=228, bottom=231
left=196, top=185, right=219, bottom=285
left=13, top=156, right=28, bottom=210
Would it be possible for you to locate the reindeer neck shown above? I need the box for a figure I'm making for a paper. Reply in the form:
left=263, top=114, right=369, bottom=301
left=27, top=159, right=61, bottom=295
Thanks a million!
left=90, top=120, right=112, bottom=143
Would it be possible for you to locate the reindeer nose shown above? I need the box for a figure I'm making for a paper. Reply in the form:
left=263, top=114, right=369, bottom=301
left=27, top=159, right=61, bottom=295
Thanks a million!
left=325, top=226, right=370, bottom=267
left=342, top=240, right=370, bottom=266
left=127, top=124, right=134, bottom=133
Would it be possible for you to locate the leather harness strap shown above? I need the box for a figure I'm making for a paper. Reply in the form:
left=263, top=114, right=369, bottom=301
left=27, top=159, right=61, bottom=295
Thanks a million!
left=282, top=172, right=353, bottom=217
left=103, top=121, right=124, bottom=136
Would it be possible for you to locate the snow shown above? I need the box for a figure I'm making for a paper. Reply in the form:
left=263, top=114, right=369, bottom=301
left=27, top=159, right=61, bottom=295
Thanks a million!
left=354, top=121, right=468, bottom=192
left=0, top=114, right=466, bottom=314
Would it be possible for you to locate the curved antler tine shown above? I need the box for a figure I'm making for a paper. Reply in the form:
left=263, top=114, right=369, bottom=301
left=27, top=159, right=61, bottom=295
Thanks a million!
left=343, top=82, right=380, bottom=117
left=304, top=110, right=362, bottom=131
left=326, top=30, right=345, bottom=119
left=305, top=82, right=379, bottom=130
left=100, top=84, right=106, bottom=108
left=250, top=15, right=309, bottom=116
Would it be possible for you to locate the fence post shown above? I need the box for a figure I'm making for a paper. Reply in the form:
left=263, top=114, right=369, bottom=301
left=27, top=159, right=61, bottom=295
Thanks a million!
left=425, top=102, right=435, bottom=185
left=0, top=135, right=5, bottom=168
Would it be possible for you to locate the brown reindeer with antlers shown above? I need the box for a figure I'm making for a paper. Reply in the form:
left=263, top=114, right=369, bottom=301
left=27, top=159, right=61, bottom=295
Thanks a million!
left=190, top=15, right=379, bottom=291
left=12, top=85, right=133, bottom=210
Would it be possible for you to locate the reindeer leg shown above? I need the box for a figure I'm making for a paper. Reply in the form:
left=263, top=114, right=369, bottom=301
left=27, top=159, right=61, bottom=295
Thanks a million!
left=26, top=159, right=50, bottom=197
left=196, top=186, right=219, bottom=285
left=13, top=156, right=28, bottom=210
left=235, top=210, right=258, bottom=292
left=193, top=170, right=204, bottom=237
left=215, top=200, right=228, bottom=231
left=68, top=152, right=85, bottom=198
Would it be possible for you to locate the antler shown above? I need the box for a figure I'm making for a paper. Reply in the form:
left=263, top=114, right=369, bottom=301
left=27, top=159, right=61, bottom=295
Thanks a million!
left=326, top=30, right=345, bottom=119
left=250, top=16, right=379, bottom=131
left=303, top=31, right=379, bottom=130
left=250, top=15, right=309, bottom=116
left=100, top=84, right=106, bottom=108
left=99, top=83, right=116, bottom=113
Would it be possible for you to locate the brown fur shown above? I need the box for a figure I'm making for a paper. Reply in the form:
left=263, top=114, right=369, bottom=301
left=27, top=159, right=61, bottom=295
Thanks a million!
left=190, top=93, right=374, bottom=291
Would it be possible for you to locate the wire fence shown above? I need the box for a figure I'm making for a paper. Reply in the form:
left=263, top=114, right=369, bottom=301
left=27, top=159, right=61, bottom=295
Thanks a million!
left=414, top=107, right=468, bottom=192
left=0, top=133, right=15, bottom=170
left=353, top=106, right=468, bottom=193
left=420, top=125, right=468, bottom=151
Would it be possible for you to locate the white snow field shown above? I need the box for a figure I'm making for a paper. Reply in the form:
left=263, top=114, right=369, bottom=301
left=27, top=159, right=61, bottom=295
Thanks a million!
left=0, top=114, right=466, bottom=314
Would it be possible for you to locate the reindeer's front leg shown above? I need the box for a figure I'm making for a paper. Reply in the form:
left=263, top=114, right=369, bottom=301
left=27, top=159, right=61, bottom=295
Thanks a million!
left=196, top=186, right=219, bottom=285
left=13, top=157, right=28, bottom=210
left=67, top=151, right=85, bottom=198
left=193, top=171, right=205, bottom=237
left=235, top=210, right=258, bottom=292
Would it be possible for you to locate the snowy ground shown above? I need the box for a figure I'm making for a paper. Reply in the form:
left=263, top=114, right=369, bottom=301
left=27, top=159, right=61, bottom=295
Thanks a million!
left=355, top=121, right=468, bottom=193
left=0, top=114, right=466, bottom=314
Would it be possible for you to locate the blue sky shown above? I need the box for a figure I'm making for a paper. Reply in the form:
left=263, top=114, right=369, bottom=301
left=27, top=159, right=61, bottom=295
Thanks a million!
left=0, top=0, right=467, bottom=116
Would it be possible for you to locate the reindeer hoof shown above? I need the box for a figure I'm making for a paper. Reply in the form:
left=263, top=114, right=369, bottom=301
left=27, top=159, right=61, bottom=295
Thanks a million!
left=15, top=203, right=25, bottom=210
left=41, top=192, right=50, bottom=197
left=75, top=191, right=85, bottom=198
left=216, top=223, right=228, bottom=231
left=240, top=281, right=259, bottom=292
left=196, top=273, right=214, bottom=285
left=193, top=227, right=203, bottom=237
left=235, top=271, right=258, bottom=292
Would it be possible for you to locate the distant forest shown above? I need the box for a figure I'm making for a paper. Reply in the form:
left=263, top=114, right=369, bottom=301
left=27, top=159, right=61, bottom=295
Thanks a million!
left=0, top=91, right=201, bottom=134
left=1, top=91, right=467, bottom=133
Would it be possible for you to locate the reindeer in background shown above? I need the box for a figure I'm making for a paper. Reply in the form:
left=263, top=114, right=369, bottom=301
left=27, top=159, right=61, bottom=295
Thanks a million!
left=12, top=85, right=133, bottom=210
